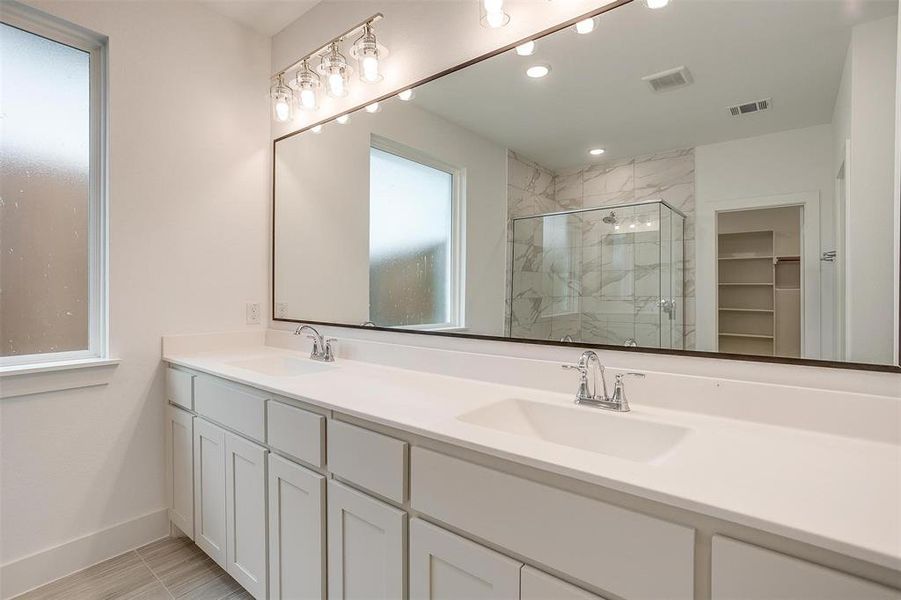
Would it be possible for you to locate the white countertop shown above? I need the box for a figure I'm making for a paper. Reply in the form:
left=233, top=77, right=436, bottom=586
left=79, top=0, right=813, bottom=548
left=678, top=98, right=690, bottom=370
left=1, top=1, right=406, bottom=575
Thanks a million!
left=164, top=345, right=901, bottom=572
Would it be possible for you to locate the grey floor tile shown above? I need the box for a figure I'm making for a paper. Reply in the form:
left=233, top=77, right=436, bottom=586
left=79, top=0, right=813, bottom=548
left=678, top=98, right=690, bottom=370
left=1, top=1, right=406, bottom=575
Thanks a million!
left=16, top=552, right=157, bottom=600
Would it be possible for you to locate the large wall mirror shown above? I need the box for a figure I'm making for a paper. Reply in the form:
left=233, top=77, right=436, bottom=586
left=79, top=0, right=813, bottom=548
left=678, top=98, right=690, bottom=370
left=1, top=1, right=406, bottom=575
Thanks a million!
left=274, top=0, right=901, bottom=370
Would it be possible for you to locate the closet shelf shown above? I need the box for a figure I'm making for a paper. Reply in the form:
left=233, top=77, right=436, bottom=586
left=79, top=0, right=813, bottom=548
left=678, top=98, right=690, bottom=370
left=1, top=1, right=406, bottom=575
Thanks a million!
left=718, top=332, right=775, bottom=339
left=718, top=255, right=774, bottom=261
left=718, top=282, right=773, bottom=286
left=718, top=308, right=774, bottom=313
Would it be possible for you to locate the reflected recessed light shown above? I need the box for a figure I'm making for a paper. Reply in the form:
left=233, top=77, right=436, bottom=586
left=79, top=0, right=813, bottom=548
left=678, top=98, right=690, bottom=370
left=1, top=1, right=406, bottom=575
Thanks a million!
left=629, top=223, right=636, bottom=228
left=365, top=102, right=380, bottom=113
left=574, top=17, right=596, bottom=34
left=646, top=0, right=669, bottom=8
left=398, top=89, right=414, bottom=101
left=336, top=114, right=350, bottom=124
left=646, top=221, right=652, bottom=226
left=588, top=148, right=605, bottom=156
left=614, top=224, right=620, bottom=230
left=515, top=40, right=536, bottom=56
left=526, top=64, right=550, bottom=78
left=311, top=125, right=322, bottom=134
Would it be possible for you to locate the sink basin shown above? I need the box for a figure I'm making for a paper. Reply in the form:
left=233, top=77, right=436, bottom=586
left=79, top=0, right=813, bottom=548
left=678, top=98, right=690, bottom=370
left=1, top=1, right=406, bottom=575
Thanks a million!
left=226, top=356, right=335, bottom=377
left=457, top=398, right=689, bottom=463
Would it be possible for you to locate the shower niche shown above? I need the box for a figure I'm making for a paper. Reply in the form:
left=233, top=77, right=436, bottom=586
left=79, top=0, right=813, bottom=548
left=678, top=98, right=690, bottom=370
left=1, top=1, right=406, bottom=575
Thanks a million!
left=509, top=200, right=685, bottom=349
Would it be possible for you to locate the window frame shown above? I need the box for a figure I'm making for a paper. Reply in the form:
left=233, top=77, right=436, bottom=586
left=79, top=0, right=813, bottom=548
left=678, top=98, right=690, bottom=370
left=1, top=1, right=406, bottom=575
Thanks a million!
left=0, top=4, right=108, bottom=367
left=369, top=135, right=466, bottom=331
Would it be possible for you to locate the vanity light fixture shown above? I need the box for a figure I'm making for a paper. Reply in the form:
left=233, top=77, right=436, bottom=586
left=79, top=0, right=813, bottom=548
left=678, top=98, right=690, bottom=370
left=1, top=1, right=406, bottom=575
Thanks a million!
left=294, top=60, right=320, bottom=111
left=336, top=114, right=350, bottom=125
left=319, top=42, right=351, bottom=98
left=526, top=64, right=551, bottom=78
left=574, top=17, right=596, bottom=34
left=589, top=147, right=605, bottom=156
left=398, top=89, right=415, bottom=101
left=515, top=40, right=536, bottom=56
left=481, top=0, right=510, bottom=29
left=365, top=102, right=381, bottom=113
left=646, top=0, right=669, bottom=8
left=351, top=22, right=387, bottom=83
left=311, top=125, right=323, bottom=134
left=270, top=73, right=294, bottom=122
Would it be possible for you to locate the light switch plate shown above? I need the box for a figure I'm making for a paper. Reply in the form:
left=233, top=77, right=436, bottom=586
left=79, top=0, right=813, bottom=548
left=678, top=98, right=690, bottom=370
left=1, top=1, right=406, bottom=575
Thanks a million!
left=245, top=302, right=261, bottom=324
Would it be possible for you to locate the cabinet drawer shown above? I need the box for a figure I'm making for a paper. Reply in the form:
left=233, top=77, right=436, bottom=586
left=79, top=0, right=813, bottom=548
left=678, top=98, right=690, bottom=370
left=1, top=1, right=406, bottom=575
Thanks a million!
left=711, top=536, right=899, bottom=600
left=267, top=400, right=325, bottom=468
left=166, top=367, right=194, bottom=410
left=522, top=566, right=607, bottom=600
left=327, top=420, right=408, bottom=503
left=194, top=376, right=266, bottom=442
left=411, top=448, right=694, bottom=600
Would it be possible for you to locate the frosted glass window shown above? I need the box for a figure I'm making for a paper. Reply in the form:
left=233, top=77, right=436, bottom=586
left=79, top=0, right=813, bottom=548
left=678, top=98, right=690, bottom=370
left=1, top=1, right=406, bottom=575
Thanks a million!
left=369, top=146, right=455, bottom=328
left=0, top=16, right=105, bottom=363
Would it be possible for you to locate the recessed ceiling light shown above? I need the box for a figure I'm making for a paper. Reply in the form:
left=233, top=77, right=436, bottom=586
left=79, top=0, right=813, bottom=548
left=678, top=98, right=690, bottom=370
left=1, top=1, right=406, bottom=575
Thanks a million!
left=515, top=40, right=536, bottom=56
left=574, top=17, right=595, bottom=34
left=646, top=0, right=669, bottom=8
left=588, top=148, right=605, bottom=156
left=398, top=89, right=414, bottom=101
left=336, top=114, right=350, bottom=125
left=311, top=125, right=322, bottom=134
left=629, top=223, right=636, bottom=228
left=365, top=102, right=380, bottom=113
left=526, top=64, right=550, bottom=78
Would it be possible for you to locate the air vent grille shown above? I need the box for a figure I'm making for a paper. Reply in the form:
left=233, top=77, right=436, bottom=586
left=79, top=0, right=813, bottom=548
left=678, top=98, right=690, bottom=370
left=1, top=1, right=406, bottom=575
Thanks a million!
left=728, top=98, right=772, bottom=117
left=642, top=66, right=693, bottom=92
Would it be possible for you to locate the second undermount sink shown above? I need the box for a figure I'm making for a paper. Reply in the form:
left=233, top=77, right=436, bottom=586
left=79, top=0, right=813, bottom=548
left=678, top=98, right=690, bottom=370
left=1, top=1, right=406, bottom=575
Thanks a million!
left=226, top=356, right=336, bottom=377
left=457, top=398, right=689, bottom=463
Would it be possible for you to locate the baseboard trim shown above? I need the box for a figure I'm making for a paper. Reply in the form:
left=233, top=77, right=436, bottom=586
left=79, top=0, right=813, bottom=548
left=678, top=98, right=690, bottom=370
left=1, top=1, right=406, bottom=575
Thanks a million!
left=1, top=508, right=169, bottom=599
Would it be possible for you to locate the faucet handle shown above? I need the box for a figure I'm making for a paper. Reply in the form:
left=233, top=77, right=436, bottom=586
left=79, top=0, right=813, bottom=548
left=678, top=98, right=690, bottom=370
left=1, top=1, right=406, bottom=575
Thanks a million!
left=615, top=371, right=645, bottom=382
left=324, top=338, right=337, bottom=361
left=306, top=334, right=321, bottom=353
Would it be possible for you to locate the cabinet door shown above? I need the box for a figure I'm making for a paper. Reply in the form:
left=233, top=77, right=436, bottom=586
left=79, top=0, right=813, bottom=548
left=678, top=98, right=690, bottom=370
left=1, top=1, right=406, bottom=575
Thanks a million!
left=521, top=566, right=607, bottom=600
left=410, top=518, right=522, bottom=600
left=268, top=453, right=326, bottom=600
left=193, top=417, right=227, bottom=567
left=225, top=432, right=268, bottom=600
left=327, top=480, right=406, bottom=600
left=166, top=405, right=194, bottom=540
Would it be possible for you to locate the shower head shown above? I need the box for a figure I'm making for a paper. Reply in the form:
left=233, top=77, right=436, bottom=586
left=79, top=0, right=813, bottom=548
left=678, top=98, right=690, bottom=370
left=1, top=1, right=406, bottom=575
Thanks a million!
left=602, top=211, right=618, bottom=224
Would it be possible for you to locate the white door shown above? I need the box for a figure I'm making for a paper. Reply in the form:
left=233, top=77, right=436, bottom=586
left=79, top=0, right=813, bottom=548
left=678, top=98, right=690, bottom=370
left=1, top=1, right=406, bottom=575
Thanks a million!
left=410, top=518, right=521, bottom=600
left=327, top=480, right=406, bottom=600
left=521, top=566, right=607, bottom=600
left=193, top=417, right=227, bottom=567
left=225, top=431, right=268, bottom=600
left=268, top=453, right=326, bottom=600
left=166, top=405, right=194, bottom=539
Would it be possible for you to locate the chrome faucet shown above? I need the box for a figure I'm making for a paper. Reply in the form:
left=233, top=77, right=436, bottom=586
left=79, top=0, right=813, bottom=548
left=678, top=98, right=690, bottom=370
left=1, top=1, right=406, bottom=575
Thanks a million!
left=561, top=350, right=643, bottom=412
left=293, top=324, right=335, bottom=362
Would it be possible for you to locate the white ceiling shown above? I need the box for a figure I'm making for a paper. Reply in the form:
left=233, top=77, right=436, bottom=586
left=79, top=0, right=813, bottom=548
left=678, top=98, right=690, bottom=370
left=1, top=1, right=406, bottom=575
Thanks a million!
left=413, top=0, right=898, bottom=170
left=202, top=0, right=320, bottom=36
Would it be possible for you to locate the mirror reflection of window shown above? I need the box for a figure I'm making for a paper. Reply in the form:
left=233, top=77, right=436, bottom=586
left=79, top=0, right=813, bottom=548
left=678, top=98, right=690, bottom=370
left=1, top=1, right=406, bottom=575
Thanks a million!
left=368, top=144, right=458, bottom=329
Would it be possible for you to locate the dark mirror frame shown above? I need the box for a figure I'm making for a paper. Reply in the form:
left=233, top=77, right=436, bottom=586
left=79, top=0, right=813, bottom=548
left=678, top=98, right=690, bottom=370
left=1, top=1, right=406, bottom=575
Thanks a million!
left=272, top=0, right=901, bottom=373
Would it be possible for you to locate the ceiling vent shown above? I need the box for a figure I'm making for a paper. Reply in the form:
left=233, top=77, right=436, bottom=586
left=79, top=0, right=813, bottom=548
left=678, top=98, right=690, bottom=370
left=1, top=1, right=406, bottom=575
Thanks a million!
left=728, top=98, right=772, bottom=117
left=642, top=66, right=693, bottom=92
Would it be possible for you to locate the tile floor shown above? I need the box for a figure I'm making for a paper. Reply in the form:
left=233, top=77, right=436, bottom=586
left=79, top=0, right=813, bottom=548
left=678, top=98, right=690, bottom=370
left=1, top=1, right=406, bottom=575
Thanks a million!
left=15, top=537, right=251, bottom=600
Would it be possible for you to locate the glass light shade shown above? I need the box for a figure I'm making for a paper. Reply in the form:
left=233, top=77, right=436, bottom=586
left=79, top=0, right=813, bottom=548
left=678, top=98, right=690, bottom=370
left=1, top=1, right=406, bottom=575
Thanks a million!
left=398, top=89, right=415, bottom=101
left=365, top=102, right=380, bottom=113
left=318, top=43, right=351, bottom=98
left=353, top=25, right=384, bottom=83
left=574, top=17, right=596, bottom=34
left=646, top=0, right=669, bottom=8
left=294, top=61, right=320, bottom=111
left=336, top=114, right=350, bottom=125
left=270, top=74, right=293, bottom=122
left=526, top=64, right=550, bottom=78
left=515, top=41, right=536, bottom=56
left=311, top=124, right=323, bottom=134
left=480, top=0, right=509, bottom=28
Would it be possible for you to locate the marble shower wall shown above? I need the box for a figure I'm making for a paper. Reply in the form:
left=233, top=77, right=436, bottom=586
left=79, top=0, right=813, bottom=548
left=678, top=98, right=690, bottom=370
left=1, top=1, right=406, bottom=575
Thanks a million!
left=506, top=149, right=697, bottom=349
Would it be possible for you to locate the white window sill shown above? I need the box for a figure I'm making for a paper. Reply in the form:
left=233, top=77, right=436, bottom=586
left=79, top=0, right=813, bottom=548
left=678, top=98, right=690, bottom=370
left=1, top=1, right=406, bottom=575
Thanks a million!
left=0, top=358, right=120, bottom=398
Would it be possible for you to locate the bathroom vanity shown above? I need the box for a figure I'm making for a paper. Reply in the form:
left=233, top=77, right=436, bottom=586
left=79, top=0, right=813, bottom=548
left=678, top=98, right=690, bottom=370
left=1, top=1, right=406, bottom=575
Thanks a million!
left=162, top=338, right=900, bottom=600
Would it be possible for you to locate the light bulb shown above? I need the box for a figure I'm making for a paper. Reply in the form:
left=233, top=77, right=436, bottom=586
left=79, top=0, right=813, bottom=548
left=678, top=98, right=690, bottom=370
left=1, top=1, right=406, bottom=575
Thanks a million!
left=574, top=18, right=596, bottom=34
left=365, top=102, right=380, bottom=113
left=300, top=88, right=317, bottom=110
left=328, top=72, right=345, bottom=97
left=589, top=148, right=605, bottom=156
left=646, top=0, right=669, bottom=8
left=320, top=43, right=350, bottom=98
left=361, top=55, right=380, bottom=82
left=311, top=125, right=323, bottom=134
left=483, top=0, right=503, bottom=13
left=274, top=99, right=290, bottom=122
left=485, top=10, right=506, bottom=28
left=515, top=41, right=535, bottom=56
left=336, top=114, right=349, bottom=125
left=526, top=64, right=550, bottom=78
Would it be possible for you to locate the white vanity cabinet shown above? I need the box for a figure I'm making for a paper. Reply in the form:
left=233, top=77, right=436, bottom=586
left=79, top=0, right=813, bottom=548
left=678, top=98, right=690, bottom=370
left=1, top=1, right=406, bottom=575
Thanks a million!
left=165, top=404, right=194, bottom=540
left=268, top=453, right=326, bottom=600
left=327, top=480, right=407, bottom=599
left=224, top=432, right=268, bottom=600
left=410, top=518, right=522, bottom=600
left=193, top=417, right=228, bottom=568
left=521, top=566, right=606, bottom=600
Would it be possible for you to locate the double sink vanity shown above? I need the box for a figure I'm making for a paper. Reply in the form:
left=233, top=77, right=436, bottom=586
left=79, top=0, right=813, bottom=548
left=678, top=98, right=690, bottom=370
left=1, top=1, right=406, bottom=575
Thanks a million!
left=162, top=331, right=900, bottom=600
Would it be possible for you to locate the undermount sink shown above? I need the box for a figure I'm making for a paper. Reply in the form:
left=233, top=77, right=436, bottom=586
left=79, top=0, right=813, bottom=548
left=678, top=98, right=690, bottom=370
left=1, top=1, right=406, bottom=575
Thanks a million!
left=226, top=356, right=336, bottom=377
left=457, top=398, right=689, bottom=463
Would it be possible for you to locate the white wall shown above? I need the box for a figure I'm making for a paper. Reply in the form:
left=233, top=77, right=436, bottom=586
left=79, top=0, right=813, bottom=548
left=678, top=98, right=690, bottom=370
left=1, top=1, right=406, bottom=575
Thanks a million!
left=276, top=101, right=508, bottom=334
left=833, top=15, right=898, bottom=365
left=0, top=2, right=270, bottom=596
